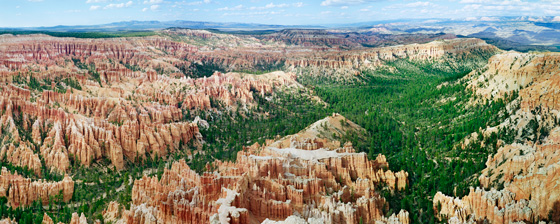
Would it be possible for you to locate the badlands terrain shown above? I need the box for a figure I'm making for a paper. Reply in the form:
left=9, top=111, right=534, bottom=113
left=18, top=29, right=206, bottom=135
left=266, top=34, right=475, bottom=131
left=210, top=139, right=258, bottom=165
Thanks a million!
left=0, top=27, right=557, bottom=224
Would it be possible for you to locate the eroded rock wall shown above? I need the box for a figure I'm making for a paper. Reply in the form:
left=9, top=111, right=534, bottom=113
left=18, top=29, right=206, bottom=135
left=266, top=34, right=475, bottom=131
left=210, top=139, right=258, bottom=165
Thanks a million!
left=436, top=51, right=560, bottom=223
left=0, top=167, right=74, bottom=208
left=110, top=114, right=409, bottom=224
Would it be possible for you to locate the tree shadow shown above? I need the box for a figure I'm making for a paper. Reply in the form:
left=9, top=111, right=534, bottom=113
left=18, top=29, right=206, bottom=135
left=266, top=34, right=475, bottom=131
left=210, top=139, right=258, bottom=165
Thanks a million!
left=549, top=200, right=560, bottom=222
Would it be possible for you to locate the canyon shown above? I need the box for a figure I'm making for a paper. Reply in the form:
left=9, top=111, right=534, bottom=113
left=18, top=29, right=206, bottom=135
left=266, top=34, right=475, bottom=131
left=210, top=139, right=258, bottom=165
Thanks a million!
left=0, top=33, right=496, bottom=175
left=0, top=27, right=556, bottom=224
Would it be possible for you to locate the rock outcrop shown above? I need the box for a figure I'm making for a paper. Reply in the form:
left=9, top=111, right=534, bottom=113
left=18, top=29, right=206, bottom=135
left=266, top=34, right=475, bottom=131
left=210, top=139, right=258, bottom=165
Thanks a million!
left=108, top=114, right=408, bottom=224
left=0, top=84, right=202, bottom=172
left=187, top=38, right=498, bottom=82
left=0, top=218, right=16, bottom=224
left=69, top=213, right=88, bottom=224
left=260, top=29, right=456, bottom=49
left=436, top=51, right=560, bottom=223
left=0, top=33, right=311, bottom=173
left=284, top=38, right=497, bottom=69
left=42, top=213, right=55, bottom=224
left=102, top=201, right=123, bottom=223
left=0, top=167, right=74, bottom=208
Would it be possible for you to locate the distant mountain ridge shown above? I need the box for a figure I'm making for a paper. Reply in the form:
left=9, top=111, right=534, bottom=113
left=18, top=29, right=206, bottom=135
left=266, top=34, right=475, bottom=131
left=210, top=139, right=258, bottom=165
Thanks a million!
left=4, top=16, right=559, bottom=32
left=2, top=16, right=560, bottom=52
left=1, top=20, right=323, bottom=32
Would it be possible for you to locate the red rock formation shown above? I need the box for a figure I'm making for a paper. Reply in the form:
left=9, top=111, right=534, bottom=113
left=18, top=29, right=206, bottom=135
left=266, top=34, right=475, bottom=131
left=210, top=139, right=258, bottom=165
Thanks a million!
left=161, top=29, right=215, bottom=39
left=437, top=51, right=560, bottom=223
left=69, top=213, right=88, bottom=224
left=0, top=218, right=16, bottom=224
left=102, top=201, right=122, bottom=223
left=187, top=38, right=497, bottom=76
left=0, top=143, right=42, bottom=176
left=0, top=98, right=43, bottom=175
left=0, top=32, right=317, bottom=173
left=42, top=213, right=55, bottom=224
left=111, top=114, right=409, bottom=224
left=434, top=188, right=535, bottom=224
left=42, top=212, right=92, bottom=224
left=263, top=29, right=360, bottom=48
left=0, top=33, right=499, bottom=223
left=467, top=51, right=560, bottom=112
left=0, top=70, right=203, bottom=172
left=258, top=29, right=456, bottom=50
left=0, top=167, right=74, bottom=208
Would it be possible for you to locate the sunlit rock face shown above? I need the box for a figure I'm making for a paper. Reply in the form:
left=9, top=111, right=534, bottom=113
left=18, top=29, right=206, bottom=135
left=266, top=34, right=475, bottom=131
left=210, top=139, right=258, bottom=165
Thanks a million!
left=0, top=167, right=74, bottom=208
left=187, top=37, right=498, bottom=83
left=103, top=114, right=409, bottom=224
left=435, top=51, right=560, bottom=223
left=284, top=38, right=496, bottom=68
left=0, top=34, right=307, bottom=173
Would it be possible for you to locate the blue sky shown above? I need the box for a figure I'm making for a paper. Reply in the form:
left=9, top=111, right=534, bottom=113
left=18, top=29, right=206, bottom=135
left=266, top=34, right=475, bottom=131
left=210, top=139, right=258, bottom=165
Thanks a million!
left=0, top=0, right=559, bottom=27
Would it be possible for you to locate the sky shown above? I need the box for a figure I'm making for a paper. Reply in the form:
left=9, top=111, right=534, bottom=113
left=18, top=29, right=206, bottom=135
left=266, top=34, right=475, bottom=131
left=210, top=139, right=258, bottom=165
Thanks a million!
left=0, top=0, right=559, bottom=27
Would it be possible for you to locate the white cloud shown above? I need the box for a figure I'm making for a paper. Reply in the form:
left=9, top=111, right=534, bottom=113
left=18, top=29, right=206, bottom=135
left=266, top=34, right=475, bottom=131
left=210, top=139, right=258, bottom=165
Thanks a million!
left=181, top=0, right=212, bottom=6
left=320, top=0, right=379, bottom=7
left=265, top=3, right=288, bottom=8
left=456, top=1, right=559, bottom=17
left=222, top=10, right=284, bottom=17
left=182, top=0, right=212, bottom=5
left=217, top=5, right=244, bottom=11
left=86, top=0, right=108, bottom=3
left=459, top=0, right=486, bottom=3
left=384, top=1, right=440, bottom=11
left=143, top=0, right=162, bottom=4
left=142, top=7, right=148, bottom=12
left=341, top=6, right=348, bottom=9
left=104, top=1, right=132, bottom=9
left=150, top=4, right=160, bottom=10
left=89, top=5, right=101, bottom=10
left=185, top=1, right=202, bottom=5
left=405, top=2, right=434, bottom=7
left=250, top=3, right=297, bottom=10
left=220, top=2, right=303, bottom=11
